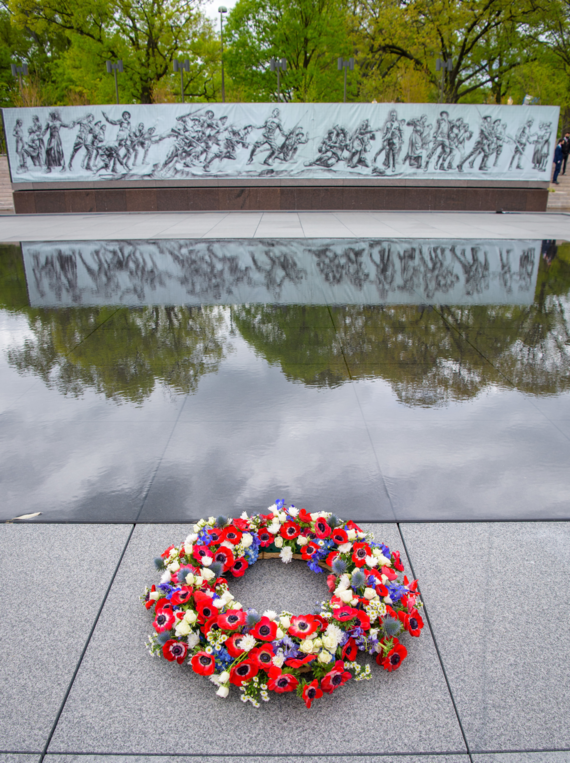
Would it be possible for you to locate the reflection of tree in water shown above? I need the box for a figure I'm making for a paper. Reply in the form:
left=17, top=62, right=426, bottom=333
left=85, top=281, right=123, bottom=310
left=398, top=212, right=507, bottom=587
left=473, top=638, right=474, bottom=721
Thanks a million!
left=5, top=301, right=227, bottom=403
left=233, top=246, right=570, bottom=406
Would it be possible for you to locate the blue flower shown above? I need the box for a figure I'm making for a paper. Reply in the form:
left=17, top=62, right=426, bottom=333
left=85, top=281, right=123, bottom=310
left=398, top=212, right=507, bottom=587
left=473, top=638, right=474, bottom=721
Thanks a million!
left=275, top=499, right=286, bottom=509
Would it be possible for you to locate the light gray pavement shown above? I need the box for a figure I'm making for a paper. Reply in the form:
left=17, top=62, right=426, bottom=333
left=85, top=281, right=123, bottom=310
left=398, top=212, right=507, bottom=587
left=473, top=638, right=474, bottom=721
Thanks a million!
left=2, top=521, right=570, bottom=760
left=0, top=210, right=568, bottom=241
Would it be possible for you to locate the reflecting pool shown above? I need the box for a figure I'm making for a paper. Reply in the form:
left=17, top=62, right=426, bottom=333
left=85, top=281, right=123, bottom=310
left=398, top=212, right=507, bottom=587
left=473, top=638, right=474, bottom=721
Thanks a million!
left=1, top=238, right=569, bottom=523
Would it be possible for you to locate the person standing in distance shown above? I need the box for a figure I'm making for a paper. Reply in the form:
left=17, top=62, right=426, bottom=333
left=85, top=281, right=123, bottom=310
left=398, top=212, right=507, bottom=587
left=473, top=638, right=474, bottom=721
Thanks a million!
left=552, top=138, right=565, bottom=185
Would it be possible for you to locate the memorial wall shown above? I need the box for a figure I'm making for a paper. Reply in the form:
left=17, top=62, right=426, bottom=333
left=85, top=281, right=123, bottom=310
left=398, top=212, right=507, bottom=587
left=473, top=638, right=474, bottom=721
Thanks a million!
left=3, top=103, right=560, bottom=184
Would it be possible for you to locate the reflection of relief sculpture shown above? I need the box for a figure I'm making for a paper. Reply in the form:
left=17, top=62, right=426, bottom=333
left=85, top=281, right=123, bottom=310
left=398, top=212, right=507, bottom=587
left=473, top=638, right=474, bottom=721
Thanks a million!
left=22, top=239, right=541, bottom=309
left=3, top=103, right=558, bottom=182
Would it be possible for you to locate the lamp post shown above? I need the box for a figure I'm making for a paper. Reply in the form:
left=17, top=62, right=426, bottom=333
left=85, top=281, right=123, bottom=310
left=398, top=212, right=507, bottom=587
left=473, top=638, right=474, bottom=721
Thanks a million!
left=218, top=6, right=227, bottom=103
left=435, top=58, right=452, bottom=103
left=270, top=57, right=287, bottom=102
left=173, top=59, right=190, bottom=103
left=337, top=57, right=354, bottom=103
left=106, top=60, right=123, bottom=104
left=11, top=62, right=28, bottom=93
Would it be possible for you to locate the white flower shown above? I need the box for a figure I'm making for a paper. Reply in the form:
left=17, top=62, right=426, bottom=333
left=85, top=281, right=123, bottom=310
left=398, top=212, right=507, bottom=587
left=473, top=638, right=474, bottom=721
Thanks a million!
left=288, top=507, right=299, bottom=517
left=318, top=650, right=333, bottom=664
left=280, top=547, right=293, bottom=564
left=149, top=591, right=160, bottom=601
left=383, top=595, right=393, bottom=604
left=275, top=628, right=285, bottom=639
left=194, top=575, right=203, bottom=586
left=347, top=529, right=357, bottom=541
left=312, top=638, right=322, bottom=648
left=274, top=536, right=284, bottom=548
left=168, top=547, right=178, bottom=558
left=160, top=570, right=171, bottom=584
left=184, top=543, right=194, bottom=556
left=193, top=524, right=201, bottom=532
left=240, top=511, right=249, bottom=520
left=242, top=533, right=253, bottom=548
left=219, top=671, right=230, bottom=683
left=185, top=532, right=198, bottom=543
left=365, top=555, right=378, bottom=568
left=201, top=568, right=215, bottom=581
left=299, top=639, right=314, bottom=654
left=339, top=589, right=353, bottom=603
left=297, top=536, right=309, bottom=546
left=168, top=560, right=180, bottom=573
left=220, top=540, right=234, bottom=550
left=263, top=610, right=278, bottom=620
left=268, top=522, right=280, bottom=535
left=213, top=598, right=224, bottom=609
left=364, top=587, right=376, bottom=600
left=184, top=610, right=197, bottom=624
left=208, top=516, right=216, bottom=524
left=216, top=685, right=229, bottom=698
left=338, top=542, right=352, bottom=554
left=187, top=631, right=200, bottom=649
left=339, top=573, right=351, bottom=587
left=373, top=549, right=391, bottom=566
left=357, top=531, right=367, bottom=539
left=323, top=623, right=343, bottom=651
left=280, top=615, right=291, bottom=629
left=175, top=620, right=191, bottom=637
left=272, top=653, right=285, bottom=668
left=322, top=634, right=337, bottom=651
left=220, top=591, right=234, bottom=605
left=381, top=574, right=389, bottom=583
left=233, top=602, right=243, bottom=609
left=238, top=634, right=256, bottom=652
left=201, top=556, right=213, bottom=567
left=310, top=512, right=320, bottom=520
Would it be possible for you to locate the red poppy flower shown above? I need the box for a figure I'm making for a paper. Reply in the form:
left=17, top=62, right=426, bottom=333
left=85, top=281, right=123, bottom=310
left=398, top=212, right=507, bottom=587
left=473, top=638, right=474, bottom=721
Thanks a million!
left=161, top=545, right=175, bottom=559
left=153, top=607, right=175, bottom=633
left=233, top=517, right=250, bottom=531
left=352, top=542, right=371, bottom=567
left=385, top=604, right=397, bottom=618
left=345, top=520, right=362, bottom=533
left=355, top=609, right=371, bottom=631
left=230, top=659, right=258, bottom=686
left=258, top=527, right=273, bottom=548
left=392, top=550, right=405, bottom=572
left=231, top=557, right=249, bottom=577
left=321, top=660, right=352, bottom=694
left=221, top=526, right=242, bottom=545
left=381, top=565, right=398, bottom=581
left=193, top=545, right=213, bottom=563
left=330, top=595, right=344, bottom=609
left=378, top=641, right=408, bottom=672
left=162, top=639, right=188, bottom=664
left=217, top=609, right=247, bottom=631
left=191, top=651, right=215, bottom=675
left=331, top=527, right=348, bottom=545
left=268, top=673, right=299, bottom=693
left=226, top=632, right=246, bottom=657
left=213, top=546, right=235, bottom=571
left=285, top=654, right=316, bottom=668
left=298, top=508, right=312, bottom=523
left=398, top=608, right=424, bottom=637
left=250, top=616, right=278, bottom=641
left=342, top=637, right=358, bottom=661
left=302, top=679, right=323, bottom=708
left=207, top=528, right=224, bottom=544
left=251, top=644, right=274, bottom=670
left=375, top=582, right=389, bottom=597
left=301, top=541, right=319, bottom=561
left=144, top=585, right=157, bottom=610
left=280, top=521, right=300, bottom=540
left=170, top=586, right=193, bottom=606
left=314, top=517, right=332, bottom=539
left=259, top=512, right=274, bottom=523
left=201, top=614, right=220, bottom=636
left=194, top=592, right=216, bottom=623
left=327, top=574, right=337, bottom=593
left=288, top=614, right=318, bottom=638
left=332, top=606, right=358, bottom=623
left=313, top=614, right=328, bottom=630
left=326, top=551, right=340, bottom=568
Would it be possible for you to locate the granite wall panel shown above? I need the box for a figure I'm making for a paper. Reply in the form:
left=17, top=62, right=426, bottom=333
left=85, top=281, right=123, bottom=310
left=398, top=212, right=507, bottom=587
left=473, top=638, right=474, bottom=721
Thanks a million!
left=11, top=186, right=550, bottom=213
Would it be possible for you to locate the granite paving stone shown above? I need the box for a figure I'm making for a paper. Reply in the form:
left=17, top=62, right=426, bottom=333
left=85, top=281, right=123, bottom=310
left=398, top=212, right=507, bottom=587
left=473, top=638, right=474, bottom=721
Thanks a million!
left=0, top=756, right=41, bottom=763
left=0, top=525, right=132, bottom=752
left=473, top=755, right=570, bottom=763
left=47, top=523, right=466, bottom=757
left=400, top=523, right=570, bottom=752
left=45, top=756, right=470, bottom=762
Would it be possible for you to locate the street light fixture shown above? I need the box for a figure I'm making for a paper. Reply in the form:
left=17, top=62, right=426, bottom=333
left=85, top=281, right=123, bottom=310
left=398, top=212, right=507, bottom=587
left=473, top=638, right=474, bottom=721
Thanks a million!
left=270, top=57, right=287, bottom=102
left=435, top=58, right=452, bottom=104
left=337, top=57, right=354, bottom=103
left=173, top=59, right=190, bottom=103
left=11, top=62, right=28, bottom=92
left=218, top=6, right=227, bottom=103
left=106, top=60, right=123, bottom=105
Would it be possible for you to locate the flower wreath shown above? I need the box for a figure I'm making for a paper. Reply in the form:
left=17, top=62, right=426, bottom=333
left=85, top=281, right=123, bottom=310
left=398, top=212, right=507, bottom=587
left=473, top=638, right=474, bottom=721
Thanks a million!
left=143, top=500, right=423, bottom=708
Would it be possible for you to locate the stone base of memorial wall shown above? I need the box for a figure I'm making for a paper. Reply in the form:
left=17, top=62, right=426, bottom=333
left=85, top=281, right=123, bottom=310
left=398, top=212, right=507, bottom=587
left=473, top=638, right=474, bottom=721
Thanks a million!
left=12, top=183, right=548, bottom=213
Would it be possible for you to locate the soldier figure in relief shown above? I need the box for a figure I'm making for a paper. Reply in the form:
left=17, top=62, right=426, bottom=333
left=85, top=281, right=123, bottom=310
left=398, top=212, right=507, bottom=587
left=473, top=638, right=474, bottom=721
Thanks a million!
left=247, top=108, right=286, bottom=166
left=508, top=119, right=534, bottom=170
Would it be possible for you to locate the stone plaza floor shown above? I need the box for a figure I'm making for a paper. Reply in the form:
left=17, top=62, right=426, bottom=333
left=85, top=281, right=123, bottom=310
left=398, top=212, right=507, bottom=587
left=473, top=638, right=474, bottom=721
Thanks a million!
left=1, top=211, right=569, bottom=763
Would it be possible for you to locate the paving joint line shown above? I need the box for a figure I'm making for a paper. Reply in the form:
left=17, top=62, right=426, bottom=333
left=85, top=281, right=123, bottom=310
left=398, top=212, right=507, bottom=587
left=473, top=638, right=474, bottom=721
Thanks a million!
left=37, top=523, right=136, bottom=763
left=396, top=522, right=474, bottom=763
